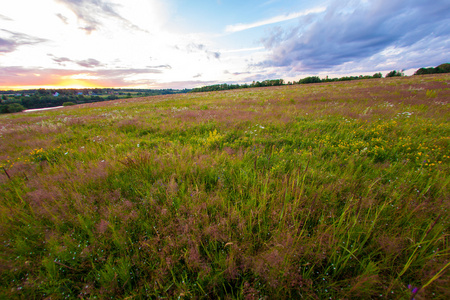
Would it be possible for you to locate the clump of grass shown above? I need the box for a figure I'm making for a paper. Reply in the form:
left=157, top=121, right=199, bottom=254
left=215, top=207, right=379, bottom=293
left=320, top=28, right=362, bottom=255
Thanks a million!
left=0, top=74, right=449, bottom=299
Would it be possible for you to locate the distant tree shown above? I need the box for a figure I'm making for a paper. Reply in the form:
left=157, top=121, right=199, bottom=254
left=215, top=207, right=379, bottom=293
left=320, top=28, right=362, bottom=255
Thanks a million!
left=298, top=76, right=321, bottom=84
left=106, top=95, right=118, bottom=100
left=415, top=67, right=438, bottom=75
left=415, top=63, right=450, bottom=75
left=385, top=70, right=404, bottom=78
left=372, top=72, right=382, bottom=78
left=436, top=63, right=450, bottom=73
left=0, top=105, right=8, bottom=113
left=6, top=103, right=26, bottom=113
left=1, top=95, right=6, bottom=101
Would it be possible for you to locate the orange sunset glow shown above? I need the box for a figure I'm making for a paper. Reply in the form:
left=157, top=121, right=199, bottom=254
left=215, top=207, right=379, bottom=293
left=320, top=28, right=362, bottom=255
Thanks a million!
left=3, top=79, right=104, bottom=91
left=1, top=0, right=449, bottom=90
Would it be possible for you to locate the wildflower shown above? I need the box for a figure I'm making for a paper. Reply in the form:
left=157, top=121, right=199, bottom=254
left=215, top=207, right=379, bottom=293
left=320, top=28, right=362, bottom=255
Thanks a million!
left=408, top=284, right=419, bottom=300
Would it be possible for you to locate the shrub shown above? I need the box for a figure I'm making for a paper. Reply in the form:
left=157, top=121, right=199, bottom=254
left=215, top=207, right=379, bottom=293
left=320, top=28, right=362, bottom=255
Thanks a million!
left=0, top=104, right=8, bottom=114
left=63, top=102, right=76, bottom=106
left=6, top=103, right=26, bottom=113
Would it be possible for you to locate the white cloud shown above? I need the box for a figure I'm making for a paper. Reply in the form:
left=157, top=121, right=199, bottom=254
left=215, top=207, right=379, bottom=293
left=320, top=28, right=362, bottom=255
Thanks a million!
left=221, top=47, right=265, bottom=53
left=224, top=7, right=326, bottom=33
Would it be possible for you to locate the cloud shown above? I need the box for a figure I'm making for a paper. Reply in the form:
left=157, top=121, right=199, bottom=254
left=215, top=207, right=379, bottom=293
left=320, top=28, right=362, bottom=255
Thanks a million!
left=95, top=68, right=162, bottom=77
left=209, top=51, right=221, bottom=60
left=0, top=66, right=163, bottom=88
left=225, top=6, right=326, bottom=33
left=0, top=14, right=13, bottom=21
left=156, top=80, right=218, bottom=89
left=182, top=43, right=221, bottom=60
left=0, top=67, right=75, bottom=86
left=0, top=30, right=47, bottom=54
left=55, top=0, right=144, bottom=34
left=48, top=55, right=103, bottom=68
left=222, top=47, right=265, bottom=53
left=193, top=73, right=202, bottom=78
left=49, top=55, right=72, bottom=65
left=147, top=64, right=172, bottom=69
left=77, top=58, right=103, bottom=68
left=261, top=0, right=450, bottom=72
left=186, top=43, right=205, bottom=52
left=56, top=13, right=69, bottom=24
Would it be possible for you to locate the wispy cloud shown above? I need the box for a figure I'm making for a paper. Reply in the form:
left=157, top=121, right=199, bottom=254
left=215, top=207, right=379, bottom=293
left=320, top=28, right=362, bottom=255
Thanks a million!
left=225, top=7, right=326, bottom=33
left=55, top=0, right=145, bottom=34
left=180, top=43, right=221, bottom=60
left=222, top=47, right=265, bottom=53
left=56, top=13, right=69, bottom=24
left=146, top=64, right=172, bottom=69
left=0, top=66, right=164, bottom=88
left=0, top=30, right=47, bottom=54
left=48, top=55, right=104, bottom=68
left=77, top=58, right=103, bottom=68
left=0, top=14, right=13, bottom=21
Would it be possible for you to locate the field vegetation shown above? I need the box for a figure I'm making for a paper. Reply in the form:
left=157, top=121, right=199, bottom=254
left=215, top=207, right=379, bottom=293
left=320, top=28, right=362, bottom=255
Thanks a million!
left=0, top=74, right=449, bottom=299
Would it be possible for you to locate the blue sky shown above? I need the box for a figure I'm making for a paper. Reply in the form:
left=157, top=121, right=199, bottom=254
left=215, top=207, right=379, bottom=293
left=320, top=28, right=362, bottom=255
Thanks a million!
left=0, top=0, right=449, bottom=89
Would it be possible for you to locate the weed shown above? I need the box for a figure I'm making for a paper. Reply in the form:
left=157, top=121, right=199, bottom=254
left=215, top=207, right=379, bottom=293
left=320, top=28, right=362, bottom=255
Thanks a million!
left=0, top=74, right=449, bottom=298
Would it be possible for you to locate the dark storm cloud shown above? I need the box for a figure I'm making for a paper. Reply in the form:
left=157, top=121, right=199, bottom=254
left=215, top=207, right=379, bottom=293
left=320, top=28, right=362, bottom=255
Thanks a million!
left=261, top=0, right=450, bottom=71
left=0, top=30, right=47, bottom=54
left=55, top=0, right=144, bottom=34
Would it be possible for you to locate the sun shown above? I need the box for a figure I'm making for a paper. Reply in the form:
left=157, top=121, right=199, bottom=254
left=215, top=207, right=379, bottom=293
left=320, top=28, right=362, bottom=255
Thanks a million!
left=0, top=79, right=105, bottom=90
left=55, top=79, right=104, bottom=89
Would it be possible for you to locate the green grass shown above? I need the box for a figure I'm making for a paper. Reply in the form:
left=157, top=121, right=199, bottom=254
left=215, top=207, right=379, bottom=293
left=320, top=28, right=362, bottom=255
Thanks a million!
left=1, top=74, right=449, bottom=299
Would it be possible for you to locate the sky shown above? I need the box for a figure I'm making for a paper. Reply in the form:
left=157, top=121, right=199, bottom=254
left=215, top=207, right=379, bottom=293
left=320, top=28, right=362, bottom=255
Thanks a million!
left=0, top=0, right=449, bottom=90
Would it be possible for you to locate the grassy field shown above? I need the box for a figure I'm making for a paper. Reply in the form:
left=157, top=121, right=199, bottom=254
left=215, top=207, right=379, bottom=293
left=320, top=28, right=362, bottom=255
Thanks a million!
left=0, top=74, right=449, bottom=299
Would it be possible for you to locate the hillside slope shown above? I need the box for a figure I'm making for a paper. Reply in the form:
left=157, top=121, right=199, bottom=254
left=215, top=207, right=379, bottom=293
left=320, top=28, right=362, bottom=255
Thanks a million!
left=1, top=74, right=449, bottom=299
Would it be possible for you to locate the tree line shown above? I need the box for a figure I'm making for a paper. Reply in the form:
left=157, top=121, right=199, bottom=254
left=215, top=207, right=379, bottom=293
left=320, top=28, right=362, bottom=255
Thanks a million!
left=190, top=79, right=285, bottom=93
left=414, top=63, right=450, bottom=75
left=190, top=63, right=449, bottom=94
left=191, top=73, right=383, bottom=93
left=0, top=88, right=189, bottom=114
left=1, top=64, right=448, bottom=114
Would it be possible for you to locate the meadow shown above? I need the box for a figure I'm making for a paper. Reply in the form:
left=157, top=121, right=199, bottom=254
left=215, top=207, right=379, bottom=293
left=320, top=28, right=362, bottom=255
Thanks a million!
left=0, top=74, right=449, bottom=299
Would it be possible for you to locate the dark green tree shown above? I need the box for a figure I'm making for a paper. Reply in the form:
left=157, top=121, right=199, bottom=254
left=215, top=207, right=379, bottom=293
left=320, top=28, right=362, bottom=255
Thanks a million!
left=372, top=72, right=382, bottom=78
left=6, top=103, right=26, bottom=113
left=385, top=70, right=404, bottom=77
left=436, top=63, right=450, bottom=73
